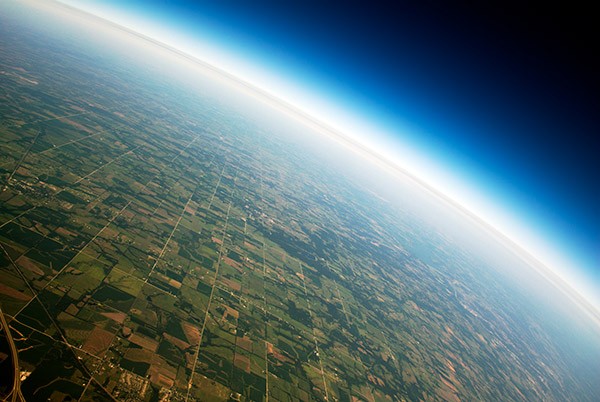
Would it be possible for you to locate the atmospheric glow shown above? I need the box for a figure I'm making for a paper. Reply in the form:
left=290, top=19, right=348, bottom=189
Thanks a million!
left=54, top=0, right=600, bottom=311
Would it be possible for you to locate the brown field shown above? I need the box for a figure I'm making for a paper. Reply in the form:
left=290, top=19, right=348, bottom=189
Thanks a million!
left=220, top=277, right=241, bottom=292
left=4, top=196, right=26, bottom=207
left=150, top=372, right=174, bottom=388
left=147, top=356, right=177, bottom=387
left=438, top=377, right=461, bottom=402
left=33, top=223, right=51, bottom=237
left=125, top=348, right=155, bottom=364
left=63, top=118, right=93, bottom=133
left=102, top=227, right=119, bottom=239
left=190, top=375, right=231, bottom=401
left=182, top=321, right=201, bottom=346
left=101, top=311, right=127, bottom=324
left=82, top=326, right=115, bottom=356
left=271, top=346, right=292, bottom=364
left=0, top=283, right=32, bottom=301
left=129, top=333, right=159, bottom=352
left=223, top=257, right=241, bottom=270
left=163, top=333, right=191, bottom=350
left=236, top=336, right=252, bottom=352
left=16, top=255, right=45, bottom=276
left=223, top=305, right=239, bottom=321
left=56, top=226, right=79, bottom=238
left=65, top=304, right=79, bottom=316
left=234, top=353, right=251, bottom=373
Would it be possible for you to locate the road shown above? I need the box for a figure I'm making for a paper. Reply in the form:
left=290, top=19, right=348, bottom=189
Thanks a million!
left=0, top=307, right=25, bottom=402
left=4, top=127, right=43, bottom=189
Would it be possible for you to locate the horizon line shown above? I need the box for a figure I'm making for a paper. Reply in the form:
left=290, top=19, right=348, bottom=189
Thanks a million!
left=48, top=0, right=600, bottom=327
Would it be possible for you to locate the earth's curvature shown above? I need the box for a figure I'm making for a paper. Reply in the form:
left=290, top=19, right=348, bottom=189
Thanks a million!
left=0, top=2, right=599, bottom=402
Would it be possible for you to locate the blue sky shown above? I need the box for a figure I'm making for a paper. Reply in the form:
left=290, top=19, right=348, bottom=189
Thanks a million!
left=61, top=1, right=599, bottom=305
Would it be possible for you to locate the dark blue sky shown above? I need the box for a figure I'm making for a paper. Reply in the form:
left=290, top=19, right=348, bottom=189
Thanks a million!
left=69, top=1, right=599, bottom=294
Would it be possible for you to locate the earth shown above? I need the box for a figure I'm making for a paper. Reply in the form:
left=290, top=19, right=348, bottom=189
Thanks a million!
left=0, top=2, right=599, bottom=402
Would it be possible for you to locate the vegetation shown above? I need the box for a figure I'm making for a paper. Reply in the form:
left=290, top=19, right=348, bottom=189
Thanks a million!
left=0, top=4, right=598, bottom=402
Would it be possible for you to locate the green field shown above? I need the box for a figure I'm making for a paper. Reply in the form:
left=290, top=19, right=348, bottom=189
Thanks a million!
left=1, top=2, right=599, bottom=402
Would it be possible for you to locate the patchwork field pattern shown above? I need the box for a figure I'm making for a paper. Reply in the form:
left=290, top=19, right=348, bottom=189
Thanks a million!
left=1, top=5, right=598, bottom=402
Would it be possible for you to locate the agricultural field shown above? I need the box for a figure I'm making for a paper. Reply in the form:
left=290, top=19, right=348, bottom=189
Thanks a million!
left=1, top=3, right=599, bottom=402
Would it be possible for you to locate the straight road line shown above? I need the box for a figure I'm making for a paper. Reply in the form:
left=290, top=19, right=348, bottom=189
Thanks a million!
left=1, top=132, right=203, bottom=401
left=4, top=128, right=43, bottom=188
left=0, top=243, right=110, bottom=401
left=10, top=111, right=91, bottom=128
left=37, top=126, right=122, bottom=155
left=10, top=199, right=134, bottom=320
left=144, top=187, right=196, bottom=282
left=297, top=261, right=330, bottom=401
left=0, top=207, right=37, bottom=230
left=185, top=171, right=236, bottom=402
left=5, top=314, right=103, bottom=362
left=259, top=170, right=270, bottom=402
left=73, top=145, right=140, bottom=185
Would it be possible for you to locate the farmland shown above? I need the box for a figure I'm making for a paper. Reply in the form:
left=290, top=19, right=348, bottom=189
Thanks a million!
left=1, top=2, right=599, bottom=402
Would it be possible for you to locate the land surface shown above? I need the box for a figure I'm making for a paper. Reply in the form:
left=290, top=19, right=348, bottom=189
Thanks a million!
left=1, top=2, right=599, bottom=402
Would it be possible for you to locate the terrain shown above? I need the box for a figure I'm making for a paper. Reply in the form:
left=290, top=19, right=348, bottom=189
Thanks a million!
left=0, top=2, right=599, bottom=401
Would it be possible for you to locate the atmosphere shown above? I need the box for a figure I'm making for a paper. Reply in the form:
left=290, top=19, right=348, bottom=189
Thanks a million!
left=60, top=0, right=599, bottom=305
left=3, top=1, right=600, bottom=400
